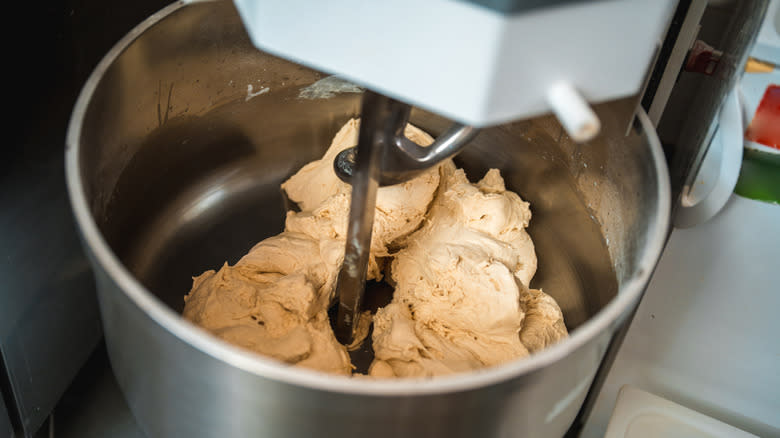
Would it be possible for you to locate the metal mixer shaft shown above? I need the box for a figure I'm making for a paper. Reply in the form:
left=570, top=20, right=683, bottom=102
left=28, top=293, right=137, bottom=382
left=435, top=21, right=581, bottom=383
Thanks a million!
left=333, top=91, right=478, bottom=345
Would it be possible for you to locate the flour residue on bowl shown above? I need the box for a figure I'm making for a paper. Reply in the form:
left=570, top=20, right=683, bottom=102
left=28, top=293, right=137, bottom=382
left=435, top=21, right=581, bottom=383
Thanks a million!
left=298, top=76, right=363, bottom=100
left=246, top=83, right=270, bottom=101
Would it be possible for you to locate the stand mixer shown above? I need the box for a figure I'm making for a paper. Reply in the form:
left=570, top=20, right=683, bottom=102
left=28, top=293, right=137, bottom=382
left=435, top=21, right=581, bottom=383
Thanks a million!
left=232, top=0, right=677, bottom=344
left=59, top=0, right=699, bottom=435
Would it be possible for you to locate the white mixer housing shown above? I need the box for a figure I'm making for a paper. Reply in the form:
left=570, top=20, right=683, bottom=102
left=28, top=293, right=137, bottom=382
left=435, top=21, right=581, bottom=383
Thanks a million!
left=233, top=0, right=676, bottom=130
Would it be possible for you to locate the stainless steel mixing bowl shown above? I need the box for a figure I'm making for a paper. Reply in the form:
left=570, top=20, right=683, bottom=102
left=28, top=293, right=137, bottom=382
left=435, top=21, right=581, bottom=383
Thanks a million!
left=65, top=1, right=670, bottom=436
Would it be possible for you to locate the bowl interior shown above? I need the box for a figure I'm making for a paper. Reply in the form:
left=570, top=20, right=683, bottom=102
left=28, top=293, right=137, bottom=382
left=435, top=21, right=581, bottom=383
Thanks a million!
left=73, top=1, right=668, bottom=375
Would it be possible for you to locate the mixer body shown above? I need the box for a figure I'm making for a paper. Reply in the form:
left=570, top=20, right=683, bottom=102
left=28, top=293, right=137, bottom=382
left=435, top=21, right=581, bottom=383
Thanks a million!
left=232, top=0, right=677, bottom=129
left=66, top=1, right=670, bottom=436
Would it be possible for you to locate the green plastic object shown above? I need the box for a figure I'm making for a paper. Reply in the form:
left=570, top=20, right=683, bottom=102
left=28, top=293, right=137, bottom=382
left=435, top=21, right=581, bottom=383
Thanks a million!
left=735, top=148, right=780, bottom=205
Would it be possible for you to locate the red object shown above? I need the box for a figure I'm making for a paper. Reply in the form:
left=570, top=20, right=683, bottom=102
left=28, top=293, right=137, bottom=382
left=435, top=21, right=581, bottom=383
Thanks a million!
left=745, top=84, right=780, bottom=150
left=685, top=40, right=722, bottom=75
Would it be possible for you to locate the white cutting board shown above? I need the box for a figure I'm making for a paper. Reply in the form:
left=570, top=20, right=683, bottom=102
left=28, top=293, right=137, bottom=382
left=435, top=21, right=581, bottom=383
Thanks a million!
left=605, top=386, right=758, bottom=438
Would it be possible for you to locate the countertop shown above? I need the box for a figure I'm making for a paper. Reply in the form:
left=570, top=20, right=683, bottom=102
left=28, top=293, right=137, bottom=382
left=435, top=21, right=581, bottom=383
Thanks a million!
left=47, top=344, right=145, bottom=438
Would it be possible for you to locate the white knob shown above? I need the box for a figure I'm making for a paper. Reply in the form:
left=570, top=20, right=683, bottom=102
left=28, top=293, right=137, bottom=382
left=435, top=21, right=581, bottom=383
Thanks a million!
left=547, top=82, right=601, bottom=143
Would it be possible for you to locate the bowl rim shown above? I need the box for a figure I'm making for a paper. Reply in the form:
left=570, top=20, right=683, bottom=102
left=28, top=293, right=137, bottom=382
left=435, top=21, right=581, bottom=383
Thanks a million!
left=64, top=0, right=671, bottom=397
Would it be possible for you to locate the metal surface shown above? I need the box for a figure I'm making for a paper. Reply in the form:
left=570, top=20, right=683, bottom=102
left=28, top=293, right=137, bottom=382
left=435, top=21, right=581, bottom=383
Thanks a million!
left=643, top=0, right=704, bottom=127
left=0, top=392, right=13, bottom=438
left=334, top=119, right=478, bottom=186
left=669, top=0, right=769, bottom=208
left=65, top=1, right=670, bottom=437
left=456, top=0, right=588, bottom=14
left=334, top=92, right=478, bottom=343
left=333, top=91, right=386, bottom=344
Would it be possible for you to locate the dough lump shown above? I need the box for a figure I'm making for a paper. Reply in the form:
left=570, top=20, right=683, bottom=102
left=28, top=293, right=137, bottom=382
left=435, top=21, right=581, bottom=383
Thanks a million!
left=183, top=119, right=441, bottom=374
left=282, top=118, right=441, bottom=279
left=369, top=163, right=567, bottom=377
left=183, top=232, right=351, bottom=374
left=183, top=119, right=568, bottom=377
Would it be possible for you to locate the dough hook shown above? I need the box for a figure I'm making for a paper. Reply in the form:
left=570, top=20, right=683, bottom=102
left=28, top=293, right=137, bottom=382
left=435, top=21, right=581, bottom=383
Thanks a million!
left=332, top=90, right=478, bottom=345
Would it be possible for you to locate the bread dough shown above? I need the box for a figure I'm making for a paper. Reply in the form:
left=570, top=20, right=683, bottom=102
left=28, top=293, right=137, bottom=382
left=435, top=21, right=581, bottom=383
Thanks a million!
left=183, top=119, right=567, bottom=377
left=183, top=232, right=351, bottom=374
left=369, top=163, right=566, bottom=378
left=183, top=119, right=441, bottom=374
left=282, top=118, right=441, bottom=279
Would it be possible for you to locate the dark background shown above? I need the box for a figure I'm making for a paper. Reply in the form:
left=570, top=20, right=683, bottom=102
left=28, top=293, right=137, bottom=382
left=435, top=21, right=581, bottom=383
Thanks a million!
left=2, top=2, right=169, bottom=437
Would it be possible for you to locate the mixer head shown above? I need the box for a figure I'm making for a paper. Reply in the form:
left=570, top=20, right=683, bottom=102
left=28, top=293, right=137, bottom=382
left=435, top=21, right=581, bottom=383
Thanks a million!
left=233, top=0, right=676, bottom=141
